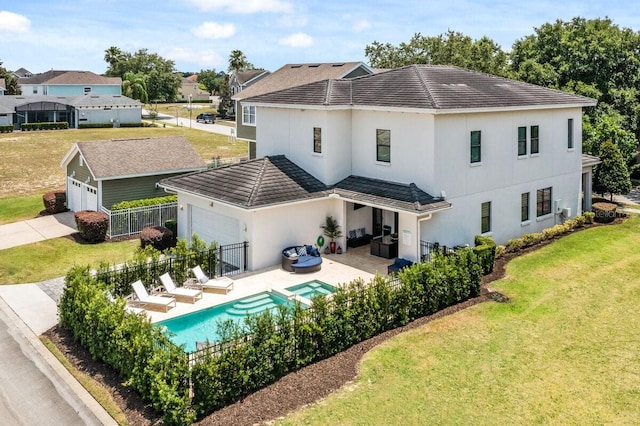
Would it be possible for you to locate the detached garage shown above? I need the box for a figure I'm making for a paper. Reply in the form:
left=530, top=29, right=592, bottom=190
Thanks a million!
left=60, top=136, right=207, bottom=212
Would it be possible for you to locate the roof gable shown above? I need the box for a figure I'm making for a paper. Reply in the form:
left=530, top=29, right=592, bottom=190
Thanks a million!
left=244, top=65, right=597, bottom=110
left=63, top=136, right=206, bottom=179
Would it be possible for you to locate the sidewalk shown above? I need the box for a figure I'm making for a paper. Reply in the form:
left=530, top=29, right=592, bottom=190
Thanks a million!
left=0, top=211, right=77, bottom=250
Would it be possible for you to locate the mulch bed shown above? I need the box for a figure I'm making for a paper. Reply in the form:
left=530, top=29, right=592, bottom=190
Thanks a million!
left=43, top=220, right=613, bottom=426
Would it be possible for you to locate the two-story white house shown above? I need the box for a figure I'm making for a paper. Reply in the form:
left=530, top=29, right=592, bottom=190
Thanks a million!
left=159, top=65, right=597, bottom=271
left=18, top=70, right=122, bottom=96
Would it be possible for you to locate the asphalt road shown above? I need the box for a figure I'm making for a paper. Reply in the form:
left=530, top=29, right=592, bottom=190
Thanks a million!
left=0, top=301, right=106, bottom=425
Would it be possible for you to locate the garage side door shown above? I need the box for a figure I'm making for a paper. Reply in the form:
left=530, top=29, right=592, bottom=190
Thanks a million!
left=67, top=177, right=82, bottom=211
left=190, top=206, right=240, bottom=247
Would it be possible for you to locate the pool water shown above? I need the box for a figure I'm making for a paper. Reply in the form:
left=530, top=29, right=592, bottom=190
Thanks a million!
left=158, top=291, right=293, bottom=352
left=285, top=280, right=337, bottom=299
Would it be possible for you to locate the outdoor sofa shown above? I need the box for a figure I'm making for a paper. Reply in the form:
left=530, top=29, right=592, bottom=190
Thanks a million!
left=282, top=245, right=322, bottom=273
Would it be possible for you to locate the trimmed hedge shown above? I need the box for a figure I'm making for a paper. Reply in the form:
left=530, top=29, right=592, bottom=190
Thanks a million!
left=191, top=249, right=483, bottom=415
left=59, top=267, right=194, bottom=425
left=74, top=210, right=109, bottom=242
left=140, top=226, right=174, bottom=251
left=43, top=190, right=67, bottom=214
left=0, top=125, right=13, bottom=133
left=21, top=121, right=69, bottom=131
left=473, top=235, right=496, bottom=275
left=111, top=195, right=177, bottom=211
left=78, top=122, right=144, bottom=129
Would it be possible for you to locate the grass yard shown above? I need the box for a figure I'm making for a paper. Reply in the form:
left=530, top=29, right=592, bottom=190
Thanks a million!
left=0, top=237, right=138, bottom=285
left=280, top=218, right=640, bottom=425
left=0, top=126, right=247, bottom=202
left=0, top=194, right=45, bottom=225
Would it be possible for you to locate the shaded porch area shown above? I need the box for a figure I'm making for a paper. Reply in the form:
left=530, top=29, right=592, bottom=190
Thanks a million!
left=324, top=244, right=399, bottom=275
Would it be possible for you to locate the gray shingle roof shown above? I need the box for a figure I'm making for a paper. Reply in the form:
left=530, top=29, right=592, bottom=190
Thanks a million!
left=75, top=136, right=206, bottom=179
left=233, top=62, right=372, bottom=100
left=244, top=65, right=597, bottom=110
left=2, top=94, right=142, bottom=108
left=332, top=176, right=451, bottom=213
left=160, top=156, right=448, bottom=213
left=159, top=155, right=329, bottom=208
left=18, top=70, right=121, bottom=85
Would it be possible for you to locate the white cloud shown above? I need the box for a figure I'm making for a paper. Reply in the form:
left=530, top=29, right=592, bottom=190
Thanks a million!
left=191, top=22, right=236, bottom=39
left=353, top=19, right=371, bottom=32
left=188, top=0, right=292, bottom=13
left=279, top=32, right=313, bottom=48
left=277, top=14, right=308, bottom=28
left=0, top=11, right=31, bottom=33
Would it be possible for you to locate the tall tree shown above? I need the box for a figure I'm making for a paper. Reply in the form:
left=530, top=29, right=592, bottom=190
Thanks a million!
left=364, top=31, right=510, bottom=76
left=197, top=69, right=226, bottom=95
left=0, top=60, right=19, bottom=95
left=593, top=140, right=632, bottom=200
left=217, top=74, right=232, bottom=118
left=103, top=46, right=124, bottom=77
left=228, top=50, right=253, bottom=73
left=121, top=71, right=148, bottom=103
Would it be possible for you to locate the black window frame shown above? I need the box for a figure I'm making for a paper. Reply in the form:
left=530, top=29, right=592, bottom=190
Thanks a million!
left=568, top=118, right=574, bottom=149
left=530, top=125, right=540, bottom=154
left=536, top=187, right=552, bottom=217
left=313, top=127, right=322, bottom=153
left=518, top=126, right=527, bottom=156
left=376, top=129, right=391, bottom=163
left=481, top=201, right=491, bottom=233
left=521, top=192, right=530, bottom=222
left=470, top=130, right=482, bottom=163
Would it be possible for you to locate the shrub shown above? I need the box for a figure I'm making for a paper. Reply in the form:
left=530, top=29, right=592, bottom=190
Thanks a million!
left=583, top=211, right=595, bottom=224
left=0, top=124, right=13, bottom=133
left=111, top=195, right=177, bottom=210
left=140, top=226, right=174, bottom=251
left=74, top=210, right=109, bottom=242
left=592, top=202, right=617, bottom=223
left=473, top=235, right=496, bottom=274
left=574, top=215, right=586, bottom=227
left=42, top=190, right=67, bottom=214
left=21, top=121, right=69, bottom=131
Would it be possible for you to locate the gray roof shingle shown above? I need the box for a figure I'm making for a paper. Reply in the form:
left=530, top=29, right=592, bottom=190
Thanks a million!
left=244, top=65, right=597, bottom=110
left=75, top=136, right=206, bottom=179
left=160, top=156, right=448, bottom=213
left=18, top=70, right=121, bottom=85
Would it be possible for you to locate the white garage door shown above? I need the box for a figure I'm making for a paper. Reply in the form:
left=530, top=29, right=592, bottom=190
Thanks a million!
left=67, top=177, right=82, bottom=211
left=82, top=184, right=98, bottom=211
left=190, top=206, right=240, bottom=247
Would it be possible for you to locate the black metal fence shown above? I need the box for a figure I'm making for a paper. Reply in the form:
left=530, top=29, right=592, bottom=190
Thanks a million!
left=97, top=241, right=248, bottom=297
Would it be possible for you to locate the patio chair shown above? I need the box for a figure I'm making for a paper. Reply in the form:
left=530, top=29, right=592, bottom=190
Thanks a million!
left=188, top=265, right=234, bottom=294
left=159, top=273, right=203, bottom=303
left=131, top=280, right=176, bottom=312
left=107, top=291, right=146, bottom=316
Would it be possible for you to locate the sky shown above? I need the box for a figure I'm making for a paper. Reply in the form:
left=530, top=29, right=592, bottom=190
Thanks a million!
left=1, top=0, right=639, bottom=75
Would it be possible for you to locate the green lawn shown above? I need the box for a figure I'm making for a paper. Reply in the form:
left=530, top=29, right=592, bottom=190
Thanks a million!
left=0, top=238, right=139, bottom=285
left=280, top=218, right=640, bottom=425
left=0, top=126, right=247, bottom=201
left=0, top=194, right=45, bottom=225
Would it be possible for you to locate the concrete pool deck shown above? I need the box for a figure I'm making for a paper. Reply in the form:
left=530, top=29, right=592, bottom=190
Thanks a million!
left=145, top=256, right=375, bottom=323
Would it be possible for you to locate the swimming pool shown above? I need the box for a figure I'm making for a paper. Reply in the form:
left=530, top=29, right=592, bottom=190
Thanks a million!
left=285, top=280, right=337, bottom=300
left=158, top=291, right=294, bottom=352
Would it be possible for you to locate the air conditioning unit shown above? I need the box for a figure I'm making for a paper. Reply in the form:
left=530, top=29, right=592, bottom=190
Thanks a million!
left=562, top=207, right=571, bottom=218
left=554, top=199, right=563, bottom=214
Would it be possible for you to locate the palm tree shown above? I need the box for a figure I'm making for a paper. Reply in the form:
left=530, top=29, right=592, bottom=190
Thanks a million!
left=122, top=72, right=148, bottom=103
left=104, top=46, right=123, bottom=76
left=228, top=50, right=249, bottom=73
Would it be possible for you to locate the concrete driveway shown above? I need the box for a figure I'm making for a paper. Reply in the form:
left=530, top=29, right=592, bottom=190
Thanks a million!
left=0, top=211, right=77, bottom=251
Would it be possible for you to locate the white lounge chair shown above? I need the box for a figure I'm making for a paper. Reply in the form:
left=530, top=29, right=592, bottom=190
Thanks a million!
left=159, top=273, right=203, bottom=303
left=107, top=291, right=146, bottom=316
left=188, top=265, right=234, bottom=294
left=131, top=280, right=176, bottom=312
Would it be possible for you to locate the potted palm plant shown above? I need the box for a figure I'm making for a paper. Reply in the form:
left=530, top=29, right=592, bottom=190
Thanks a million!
left=320, top=215, right=343, bottom=253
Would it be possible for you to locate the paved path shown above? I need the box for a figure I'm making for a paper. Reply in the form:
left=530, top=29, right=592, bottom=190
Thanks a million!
left=0, top=211, right=77, bottom=250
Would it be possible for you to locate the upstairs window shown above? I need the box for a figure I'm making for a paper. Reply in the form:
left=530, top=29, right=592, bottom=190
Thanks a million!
left=536, top=187, right=552, bottom=217
left=481, top=201, right=491, bottom=233
left=313, top=127, right=322, bottom=153
left=376, top=129, right=391, bottom=162
left=242, top=105, right=256, bottom=126
left=518, top=126, right=527, bottom=156
left=84, top=87, right=92, bottom=94
left=568, top=119, right=574, bottom=149
left=530, top=125, right=540, bottom=154
left=470, top=130, right=482, bottom=163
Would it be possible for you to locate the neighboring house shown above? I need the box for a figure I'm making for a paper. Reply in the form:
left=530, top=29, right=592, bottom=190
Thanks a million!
left=178, top=75, right=210, bottom=102
left=228, top=69, right=270, bottom=116
left=0, top=78, right=5, bottom=96
left=231, top=62, right=375, bottom=158
left=160, top=64, right=597, bottom=272
left=0, top=94, right=142, bottom=129
left=18, top=70, right=122, bottom=96
left=61, top=136, right=207, bottom=212
left=12, top=68, right=32, bottom=79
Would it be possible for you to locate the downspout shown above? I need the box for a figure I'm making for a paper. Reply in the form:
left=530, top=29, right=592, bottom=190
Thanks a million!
left=416, top=213, right=433, bottom=261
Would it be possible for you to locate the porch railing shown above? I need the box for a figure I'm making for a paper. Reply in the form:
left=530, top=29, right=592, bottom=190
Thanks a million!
left=101, top=202, right=178, bottom=238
